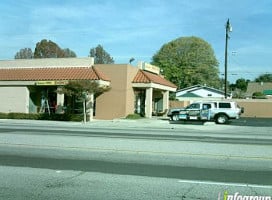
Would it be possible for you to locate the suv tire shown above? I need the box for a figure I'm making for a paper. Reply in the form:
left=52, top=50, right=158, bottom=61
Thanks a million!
left=172, top=114, right=179, bottom=121
left=215, top=114, right=228, bottom=124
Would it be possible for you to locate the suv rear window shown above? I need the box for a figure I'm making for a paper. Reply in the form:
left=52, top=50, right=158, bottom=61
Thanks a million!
left=219, top=102, right=231, bottom=108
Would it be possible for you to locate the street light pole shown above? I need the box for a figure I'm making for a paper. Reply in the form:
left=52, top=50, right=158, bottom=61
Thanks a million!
left=224, top=18, right=232, bottom=99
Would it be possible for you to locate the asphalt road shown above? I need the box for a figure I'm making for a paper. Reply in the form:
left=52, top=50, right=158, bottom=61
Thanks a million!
left=0, top=119, right=271, bottom=199
left=170, top=117, right=272, bottom=127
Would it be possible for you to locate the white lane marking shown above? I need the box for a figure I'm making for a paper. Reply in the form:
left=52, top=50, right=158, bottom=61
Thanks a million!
left=177, top=179, right=272, bottom=189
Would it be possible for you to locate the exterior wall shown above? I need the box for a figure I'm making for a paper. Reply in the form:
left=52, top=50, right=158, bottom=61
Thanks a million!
left=246, top=82, right=272, bottom=97
left=0, top=86, right=29, bottom=113
left=94, top=64, right=138, bottom=120
left=191, top=89, right=224, bottom=98
left=176, top=97, right=223, bottom=103
left=169, top=100, right=190, bottom=109
left=235, top=99, right=272, bottom=118
left=176, top=88, right=225, bottom=98
left=125, top=65, right=139, bottom=115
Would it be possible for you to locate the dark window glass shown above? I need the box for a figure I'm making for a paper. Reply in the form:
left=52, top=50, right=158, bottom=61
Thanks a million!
left=219, top=103, right=231, bottom=108
left=187, top=103, right=200, bottom=109
left=203, top=104, right=211, bottom=110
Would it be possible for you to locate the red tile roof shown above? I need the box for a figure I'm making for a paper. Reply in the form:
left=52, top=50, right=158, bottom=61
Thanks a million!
left=133, top=70, right=177, bottom=88
left=0, top=67, right=110, bottom=81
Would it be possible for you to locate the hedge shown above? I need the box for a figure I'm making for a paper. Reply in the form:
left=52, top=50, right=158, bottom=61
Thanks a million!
left=0, top=112, right=83, bottom=122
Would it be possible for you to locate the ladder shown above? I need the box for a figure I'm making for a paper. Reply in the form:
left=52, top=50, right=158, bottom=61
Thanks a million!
left=40, top=99, right=50, bottom=115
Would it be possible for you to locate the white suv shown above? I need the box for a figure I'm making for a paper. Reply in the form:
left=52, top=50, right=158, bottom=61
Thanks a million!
left=168, top=101, right=244, bottom=124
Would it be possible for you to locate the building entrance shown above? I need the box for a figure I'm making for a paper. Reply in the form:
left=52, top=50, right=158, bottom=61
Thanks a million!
left=134, top=90, right=145, bottom=117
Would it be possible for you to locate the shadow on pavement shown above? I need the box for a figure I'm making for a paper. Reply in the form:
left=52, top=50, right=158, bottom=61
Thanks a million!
left=230, top=117, right=272, bottom=127
left=169, top=117, right=272, bottom=127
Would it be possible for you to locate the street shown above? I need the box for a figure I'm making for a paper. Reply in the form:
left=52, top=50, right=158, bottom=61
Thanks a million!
left=0, top=119, right=271, bottom=199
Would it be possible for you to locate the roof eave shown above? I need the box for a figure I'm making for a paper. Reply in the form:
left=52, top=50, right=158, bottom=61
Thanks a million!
left=132, top=82, right=176, bottom=92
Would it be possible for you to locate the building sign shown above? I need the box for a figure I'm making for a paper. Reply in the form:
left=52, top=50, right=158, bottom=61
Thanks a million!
left=139, top=62, right=160, bottom=74
left=35, top=80, right=68, bottom=86
left=55, top=80, right=69, bottom=85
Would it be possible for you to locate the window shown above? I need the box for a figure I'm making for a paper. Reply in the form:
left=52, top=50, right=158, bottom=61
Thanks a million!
left=203, top=104, right=211, bottom=110
left=219, top=102, right=231, bottom=108
left=186, top=103, right=200, bottom=109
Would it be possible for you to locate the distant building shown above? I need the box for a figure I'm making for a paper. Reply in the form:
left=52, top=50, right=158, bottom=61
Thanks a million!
left=246, top=82, right=272, bottom=98
left=175, top=84, right=231, bottom=101
left=0, top=58, right=176, bottom=120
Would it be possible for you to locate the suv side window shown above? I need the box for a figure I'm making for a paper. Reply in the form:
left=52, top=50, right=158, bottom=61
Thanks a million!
left=187, top=103, right=200, bottom=109
left=202, top=104, right=211, bottom=110
left=219, top=102, right=231, bottom=108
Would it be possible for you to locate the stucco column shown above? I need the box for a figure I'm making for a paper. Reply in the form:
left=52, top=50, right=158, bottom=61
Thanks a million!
left=145, top=87, right=153, bottom=118
left=57, top=93, right=64, bottom=106
left=87, top=93, right=94, bottom=121
left=56, top=90, right=65, bottom=113
left=162, top=90, right=169, bottom=111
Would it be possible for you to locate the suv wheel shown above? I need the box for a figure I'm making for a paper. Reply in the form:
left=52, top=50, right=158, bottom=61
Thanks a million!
left=172, top=114, right=179, bottom=121
left=215, top=114, right=228, bottom=124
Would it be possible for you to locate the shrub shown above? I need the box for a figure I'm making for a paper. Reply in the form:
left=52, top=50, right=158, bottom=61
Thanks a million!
left=252, top=92, right=267, bottom=99
left=125, top=113, right=143, bottom=119
left=7, top=113, right=40, bottom=120
left=0, top=112, right=83, bottom=122
left=0, top=112, right=8, bottom=119
left=70, top=114, right=84, bottom=122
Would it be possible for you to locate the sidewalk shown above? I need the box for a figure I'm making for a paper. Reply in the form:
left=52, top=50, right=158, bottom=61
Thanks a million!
left=1, top=117, right=272, bottom=134
left=0, top=117, right=215, bottom=131
left=0, top=117, right=170, bottom=127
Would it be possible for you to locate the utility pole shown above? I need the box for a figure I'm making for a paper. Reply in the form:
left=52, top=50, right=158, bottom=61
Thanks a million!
left=224, top=18, right=232, bottom=99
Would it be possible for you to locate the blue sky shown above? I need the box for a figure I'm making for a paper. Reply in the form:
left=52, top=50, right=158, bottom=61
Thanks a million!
left=0, top=0, right=271, bottom=82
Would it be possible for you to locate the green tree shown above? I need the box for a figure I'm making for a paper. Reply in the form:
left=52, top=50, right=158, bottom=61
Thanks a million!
left=229, top=78, right=250, bottom=98
left=34, top=39, right=65, bottom=58
left=59, top=80, right=110, bottom=122
left=255, top=73, right=272, bottom=82
left=252, top=92, right=266, bottom=99
left=63, top=48, right=77, bottom=58
left=89, top=44, right=114, bottom=64
left=14, top=48, right=33, bottom=59
left=152, top=36, right=220, bottom=89
left=233, top=78, right=249, bottom=92
left=60, top=80, right=110, bottom=99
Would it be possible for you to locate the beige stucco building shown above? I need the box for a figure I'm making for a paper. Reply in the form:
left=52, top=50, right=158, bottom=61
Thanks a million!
left=0, top=58, right=176, bottom=120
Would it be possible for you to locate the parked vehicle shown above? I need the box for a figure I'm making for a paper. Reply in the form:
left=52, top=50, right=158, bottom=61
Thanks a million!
left=167, top=101, right=244, bottom=124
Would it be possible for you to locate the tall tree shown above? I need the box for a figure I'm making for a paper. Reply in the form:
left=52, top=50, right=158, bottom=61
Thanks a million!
left=14, top=48, right=33, bottom=59
left=152, top=36, right=220, bottom=89
left=234, top=78, right=249, bottom=92
left=89, top=44, right=114, bottom=64
left=255, top=73, right=272, bottom=82
left=229, top=78, right=250, bottom=98
left=34, top=39, right=65, bottom=58
left=63, top=48, right=77, bottom=58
